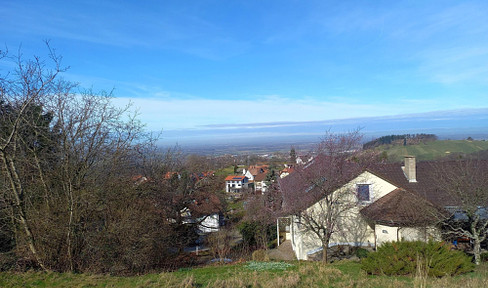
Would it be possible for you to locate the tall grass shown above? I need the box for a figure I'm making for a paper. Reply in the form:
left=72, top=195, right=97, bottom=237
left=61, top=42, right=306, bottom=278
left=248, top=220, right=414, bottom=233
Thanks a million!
left=1, top=261, right=488, bottom=287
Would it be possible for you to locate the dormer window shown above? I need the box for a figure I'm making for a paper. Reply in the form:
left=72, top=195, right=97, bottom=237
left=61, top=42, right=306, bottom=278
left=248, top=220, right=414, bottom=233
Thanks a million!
left=357, top=184, right=371, bottom=203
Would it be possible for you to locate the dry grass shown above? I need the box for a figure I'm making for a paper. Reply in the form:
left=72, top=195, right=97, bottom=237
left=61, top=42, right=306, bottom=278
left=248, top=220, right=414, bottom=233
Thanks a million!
left=1, top=261, right=488, bottom=287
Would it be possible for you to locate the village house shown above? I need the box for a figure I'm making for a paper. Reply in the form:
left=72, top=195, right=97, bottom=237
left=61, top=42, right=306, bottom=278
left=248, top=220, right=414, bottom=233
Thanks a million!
left=243, top=165, right=269, bottom=193
left=225, top=175, right=249, bottom=193
left=278, top=156, right=484, bottom=260
left=295, top=154, right=314, bottom=165
left=279, top=165, right=295, bottom=178
left=181, top=207, right=224, bottom=233
left=243, top=165, right=268, bottom=181
left=133, top=171, right=223, bottom=233
left=253, top=171, right=269, bottom=193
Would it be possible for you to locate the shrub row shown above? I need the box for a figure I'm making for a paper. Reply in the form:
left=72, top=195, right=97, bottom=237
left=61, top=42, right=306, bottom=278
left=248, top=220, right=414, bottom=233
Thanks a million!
left=361, top=241, right=474, bottom=277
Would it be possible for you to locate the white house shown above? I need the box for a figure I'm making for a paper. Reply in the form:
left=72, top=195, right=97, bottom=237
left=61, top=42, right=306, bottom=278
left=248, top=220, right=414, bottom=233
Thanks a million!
left=181, top=209, right=223, bottom=233
left=253, top=171, right=269, bottom=193
left=296, top=154, right=314, bottom=165
left=279, top=156, right=448, bottom=260
left=225, top=175, right=249, bottom=193
left=243, top=165, right=268, bottom=180
left=198, top=213, right=224, bottom=233
left=279, top=167, right=294, bottom=178
left=242, top=165, right=269, bottom=193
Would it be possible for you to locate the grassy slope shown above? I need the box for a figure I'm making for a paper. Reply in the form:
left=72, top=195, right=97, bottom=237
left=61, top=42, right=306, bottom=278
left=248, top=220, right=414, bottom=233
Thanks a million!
left=215, top=165, right=236, bottom=176
left=377, top=140, right=488, bottom=162
left=1, top=261, right=488, bottom=288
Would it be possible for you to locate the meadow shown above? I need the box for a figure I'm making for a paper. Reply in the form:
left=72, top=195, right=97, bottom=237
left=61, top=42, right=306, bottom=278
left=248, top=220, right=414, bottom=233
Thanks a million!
left=1, top=260, right=488, bottom=288
left=377, top=140, right=488, bottom=162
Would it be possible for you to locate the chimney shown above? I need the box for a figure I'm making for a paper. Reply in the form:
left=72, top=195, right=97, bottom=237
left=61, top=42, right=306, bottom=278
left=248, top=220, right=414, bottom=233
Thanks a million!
left=402, top=156, right=417, bottom=183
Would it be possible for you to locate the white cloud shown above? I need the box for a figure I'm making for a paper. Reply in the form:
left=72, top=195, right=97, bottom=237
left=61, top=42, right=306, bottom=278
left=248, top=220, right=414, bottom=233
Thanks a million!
left=417, top=47, right=488, bottom=84
left=112, top=94, right=472, bottom=132
left=392, top=3, right=488, bottom=85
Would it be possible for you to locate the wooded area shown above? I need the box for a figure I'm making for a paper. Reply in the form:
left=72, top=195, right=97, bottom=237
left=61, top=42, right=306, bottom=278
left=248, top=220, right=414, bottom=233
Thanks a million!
left=363, top=134, right=438, bottom=149
left=0, top=44, right=231, bottom=274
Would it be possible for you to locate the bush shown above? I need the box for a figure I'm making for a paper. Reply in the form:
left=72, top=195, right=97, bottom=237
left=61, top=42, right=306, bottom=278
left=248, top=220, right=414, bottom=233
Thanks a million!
left=251, top=249, right=269, bottom=261
left=238, top=221, right=276, bottom=249
left=480, top=252, right=488, bottom=262
left=361, top=241, right=474, bottom=277
left=238, top=221, right=259, bottom=247
left=0, top=252, right=17, bottom=271
left=355, top=248, right=370, bottom=259
left=268, top=239, right=278, bottom=249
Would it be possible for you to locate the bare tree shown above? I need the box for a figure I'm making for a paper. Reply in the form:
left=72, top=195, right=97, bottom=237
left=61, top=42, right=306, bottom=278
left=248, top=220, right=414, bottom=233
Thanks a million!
left=48, top=86, right=148, bottom=270
left=241, top=191, right=279, bottom=250
left=0, top=43, right=150, bottom=272
left=433, top=158, right=488, bottom=265
left=279, top=130, right=378, bottom=262
left=206, top=226, right=233, bottom=261
left=0, top=43, right=66, bottom=270
left=185, top=154, right=212, bottom=173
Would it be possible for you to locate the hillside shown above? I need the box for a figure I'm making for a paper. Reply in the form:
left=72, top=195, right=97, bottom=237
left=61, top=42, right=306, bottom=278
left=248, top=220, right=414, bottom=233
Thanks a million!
left=375, top=140, right=488, bottom=162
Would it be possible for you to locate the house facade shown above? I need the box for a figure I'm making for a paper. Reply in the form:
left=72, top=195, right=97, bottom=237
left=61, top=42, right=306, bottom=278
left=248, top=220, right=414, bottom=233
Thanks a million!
left=253, top=172, right=268, bottom=193
left=281, top=156, right=446, bottom=260
left=243, top=165, right=269, bottom=193
left=198, top=213, right=224, bottom=233
left=279, top=166, right=295, bottom=178
left=243, top=165, right=269, bottom=181
left=225, top=175, right=249, bottom=193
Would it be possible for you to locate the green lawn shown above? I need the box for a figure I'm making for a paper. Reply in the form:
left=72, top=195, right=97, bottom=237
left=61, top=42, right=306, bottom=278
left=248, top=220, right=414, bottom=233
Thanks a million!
left=377, top=140, right=488, bottom=162
left=215, top=165, right=240, bottom=176
left=1, top=260, right=488, bottom=288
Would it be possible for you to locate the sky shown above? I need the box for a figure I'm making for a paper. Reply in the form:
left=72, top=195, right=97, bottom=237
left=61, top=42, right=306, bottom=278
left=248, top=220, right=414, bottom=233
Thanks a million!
left=2, top=1, right=488, bottom=145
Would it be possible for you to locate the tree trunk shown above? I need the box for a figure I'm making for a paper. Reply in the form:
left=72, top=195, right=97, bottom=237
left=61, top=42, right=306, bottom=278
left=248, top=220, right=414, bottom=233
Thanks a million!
left=1, top=153, right=48, bottom=271
left=473, top=237, right=481, bottom=265
left=321, top=236, right=330, bottom=263
left=33, top=152, right=50, bottom=211
left=19, top=206, right=48, bottom=271
left=66, top=185, right=74, bottom=272
left=471, top=221, right=482, bottom=265
left=322, top=244, right=328, bottom=262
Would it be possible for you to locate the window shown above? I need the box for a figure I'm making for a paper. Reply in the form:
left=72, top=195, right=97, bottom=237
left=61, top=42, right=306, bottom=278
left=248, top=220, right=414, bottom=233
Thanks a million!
left=357, top=184, right=371, bottom=202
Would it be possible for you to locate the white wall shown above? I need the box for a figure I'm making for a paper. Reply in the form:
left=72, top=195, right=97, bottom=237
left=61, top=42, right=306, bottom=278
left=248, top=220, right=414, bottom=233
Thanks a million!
left=199, top=214, right=220, bottom=233
left=243, top=170, right=254, bottom=181
left=375, top=225, right=399, bottom=246
left=288, top=171, right=398, bottom=260
left=226, top=178, right=249, bottom=193
left=375, top=225, right=442, bottom=247
left=400, top=227, right=441, bottom=242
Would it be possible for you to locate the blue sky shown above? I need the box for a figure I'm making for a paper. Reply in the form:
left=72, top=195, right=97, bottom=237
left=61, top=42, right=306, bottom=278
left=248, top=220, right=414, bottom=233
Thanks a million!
left=2, top=1, right=488, bottom=144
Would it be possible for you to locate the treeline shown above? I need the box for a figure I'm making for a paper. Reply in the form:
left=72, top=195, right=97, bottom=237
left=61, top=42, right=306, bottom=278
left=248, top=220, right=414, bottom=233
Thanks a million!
left=363, top=134, right=438, bottom=149
left=0, top=44, right=235, bottom=274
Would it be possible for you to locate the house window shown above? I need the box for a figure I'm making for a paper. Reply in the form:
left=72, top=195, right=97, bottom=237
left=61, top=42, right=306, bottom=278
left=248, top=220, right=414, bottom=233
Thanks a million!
left=357, top=184, right=371, bottom=202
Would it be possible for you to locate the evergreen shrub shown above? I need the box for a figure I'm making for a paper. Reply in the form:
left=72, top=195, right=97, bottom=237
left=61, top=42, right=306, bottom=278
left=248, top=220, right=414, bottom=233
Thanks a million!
left=361, top=241, right=474, bottom=277
left=480, top=252, right=488, bottom=263
left=268, top=239, right=278, bottom=249
left=355, top=248, right=370, bottom=259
